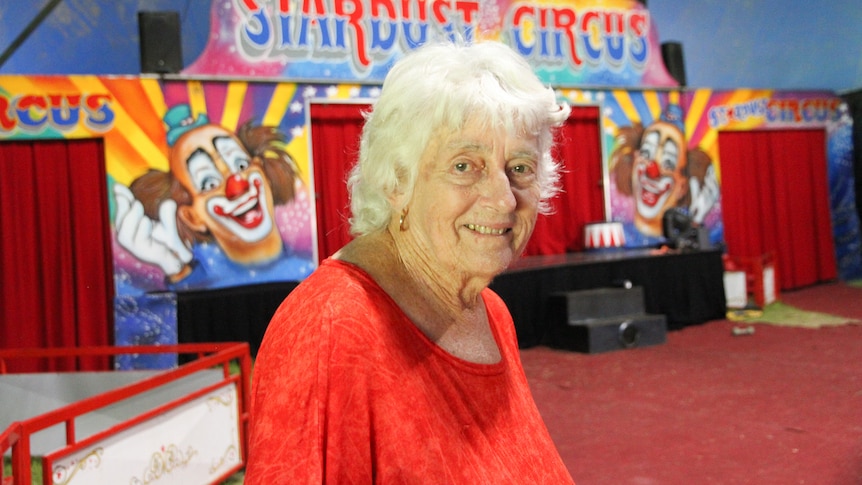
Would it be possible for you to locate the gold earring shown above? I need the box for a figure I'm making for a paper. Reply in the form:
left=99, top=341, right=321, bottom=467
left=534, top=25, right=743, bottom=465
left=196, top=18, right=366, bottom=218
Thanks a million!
left=399, top=208, right=409, bottom=231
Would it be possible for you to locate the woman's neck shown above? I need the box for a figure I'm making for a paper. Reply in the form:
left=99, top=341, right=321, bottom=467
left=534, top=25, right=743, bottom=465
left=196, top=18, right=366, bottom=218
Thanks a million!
left=334, top=231, right=501, bottom=364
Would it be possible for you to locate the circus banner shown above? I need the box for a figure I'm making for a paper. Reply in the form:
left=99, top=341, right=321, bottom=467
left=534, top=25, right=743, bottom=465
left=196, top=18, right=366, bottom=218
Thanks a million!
left=184, top=0, right=679, bottom=87
left=569, top=86, right=861, bottom=279
left=0, top=75, right=321, bottom=367
left=109, top=79, right=323, bottom=368
left=110, top=80, right=317, bottom=296
left=587, top=89, right=716, bottom=248
left=0, top=77, right=317, bottom=296
left=682, top=89, right=860, bottom=278
left=1, top=72, right=859, bottom=369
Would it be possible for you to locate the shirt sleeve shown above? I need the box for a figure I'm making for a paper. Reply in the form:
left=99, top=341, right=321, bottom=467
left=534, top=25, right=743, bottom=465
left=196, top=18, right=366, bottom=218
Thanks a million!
left=244, top=294, right=327, bottom=484
left=244, top=278, right=377, bottom=484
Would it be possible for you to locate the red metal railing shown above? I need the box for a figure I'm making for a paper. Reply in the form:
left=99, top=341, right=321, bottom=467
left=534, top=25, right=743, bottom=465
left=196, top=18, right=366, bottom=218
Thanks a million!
left=723, top=252, right=780, bottom=308
left=0, top=343, right=252, bottom=485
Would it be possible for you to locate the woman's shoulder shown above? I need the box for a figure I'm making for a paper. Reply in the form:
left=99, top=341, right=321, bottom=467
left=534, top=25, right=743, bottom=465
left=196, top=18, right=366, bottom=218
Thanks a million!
left=275, top=258, right=390, bottom=318
left=264, top=259, right=397, bottom=343
left=256, top=258, right=410, bottom=378
left=288, top=258, right=379, bottom=296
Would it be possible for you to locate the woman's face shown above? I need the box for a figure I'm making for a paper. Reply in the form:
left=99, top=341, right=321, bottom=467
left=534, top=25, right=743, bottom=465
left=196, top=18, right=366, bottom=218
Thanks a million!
left=402, top=119, right=542, bottom=281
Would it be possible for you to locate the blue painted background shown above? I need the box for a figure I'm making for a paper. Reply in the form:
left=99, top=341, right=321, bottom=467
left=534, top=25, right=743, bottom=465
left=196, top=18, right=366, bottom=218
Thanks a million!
left=0, top=0, right=860, bottom=92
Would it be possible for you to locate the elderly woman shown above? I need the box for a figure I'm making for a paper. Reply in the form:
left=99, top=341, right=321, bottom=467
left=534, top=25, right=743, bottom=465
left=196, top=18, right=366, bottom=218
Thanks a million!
left=245, top=40, right=574, bottom=484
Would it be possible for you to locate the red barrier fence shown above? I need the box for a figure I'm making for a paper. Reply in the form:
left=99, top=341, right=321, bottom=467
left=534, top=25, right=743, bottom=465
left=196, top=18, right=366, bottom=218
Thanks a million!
left=0, top=343, right=251, bottom=485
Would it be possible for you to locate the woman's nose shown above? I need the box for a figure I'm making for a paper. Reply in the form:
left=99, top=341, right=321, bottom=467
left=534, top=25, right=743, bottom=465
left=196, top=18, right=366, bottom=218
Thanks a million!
left=483, top=168, right=517, bottom=211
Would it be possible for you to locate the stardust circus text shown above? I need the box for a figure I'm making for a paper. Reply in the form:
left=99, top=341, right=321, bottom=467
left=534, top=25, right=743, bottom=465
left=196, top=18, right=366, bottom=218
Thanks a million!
left=708, top=97, right=844, bottom=128
left=236, top=0, right=650, bottom=73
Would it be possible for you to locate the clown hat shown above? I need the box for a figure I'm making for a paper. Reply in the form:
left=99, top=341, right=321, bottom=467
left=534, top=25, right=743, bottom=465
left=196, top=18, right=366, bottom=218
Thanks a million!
left=164, top=104, right=209, bottom=146
left=661, top=103, right=684, bottom=132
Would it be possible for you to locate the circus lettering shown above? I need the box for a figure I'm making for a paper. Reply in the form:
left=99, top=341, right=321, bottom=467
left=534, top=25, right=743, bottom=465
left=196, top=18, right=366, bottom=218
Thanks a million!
left=0, top=93, right=115, bottom=134
left=236, top=0, right=478, bottom=72
left=798, top=98, right=843, bottom=123
left=708, top=97, right=843, bottom=128
left=508, top=5, right=649, bottom=70
left=186, top=0, right=677, bottom=85
left=766, top=98, right=842, bottom=124
left=767, top=99, right=803, bottom=123
left=707, top=98, right=769, bottom=128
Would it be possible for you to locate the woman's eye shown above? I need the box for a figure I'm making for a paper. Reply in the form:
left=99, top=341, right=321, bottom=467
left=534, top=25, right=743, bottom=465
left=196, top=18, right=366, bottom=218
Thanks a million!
left=454, top=161, right=470, bottom=172
left=510, top=158, right=538, bottom=175
left=508, top=163, right=538, bottom=189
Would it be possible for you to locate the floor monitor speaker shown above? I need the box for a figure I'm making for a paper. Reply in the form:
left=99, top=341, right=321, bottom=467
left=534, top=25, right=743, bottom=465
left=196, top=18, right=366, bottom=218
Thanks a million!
left=545, top=287, right=667, bottom=353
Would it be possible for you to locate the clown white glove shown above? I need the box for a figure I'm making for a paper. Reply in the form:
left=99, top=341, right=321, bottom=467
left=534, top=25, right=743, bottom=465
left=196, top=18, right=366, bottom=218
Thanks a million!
left=689, top=164, right=719, bottom=225
left=114, top=183, right=194, bottom=277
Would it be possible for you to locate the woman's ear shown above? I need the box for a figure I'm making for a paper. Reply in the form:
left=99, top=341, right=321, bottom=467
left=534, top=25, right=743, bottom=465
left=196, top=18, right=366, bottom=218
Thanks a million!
left=388, top=193, right=405, bottom=213
left=388, top=181, right=411, bottom=212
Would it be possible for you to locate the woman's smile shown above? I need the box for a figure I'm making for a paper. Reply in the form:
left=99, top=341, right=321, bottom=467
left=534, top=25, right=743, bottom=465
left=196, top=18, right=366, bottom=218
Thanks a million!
left=464, top=223, right=511, bottom=235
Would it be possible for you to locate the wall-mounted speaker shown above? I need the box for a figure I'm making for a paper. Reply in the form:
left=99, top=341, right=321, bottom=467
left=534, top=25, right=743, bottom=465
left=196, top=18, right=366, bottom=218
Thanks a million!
left=138, top=11, right=182, bottom=74
left=661, top=42, right=687, bottom=87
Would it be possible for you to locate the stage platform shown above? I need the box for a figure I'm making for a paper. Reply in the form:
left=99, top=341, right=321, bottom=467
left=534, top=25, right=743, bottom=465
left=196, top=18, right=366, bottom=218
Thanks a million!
left=490, top=248, right=727, bottom=347
left=178, top=248, right=727, bottom=353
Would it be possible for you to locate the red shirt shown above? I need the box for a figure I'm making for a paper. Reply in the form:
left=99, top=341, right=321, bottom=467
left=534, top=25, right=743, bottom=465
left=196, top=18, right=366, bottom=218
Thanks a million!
left=245, top=259, right=574, bottom=484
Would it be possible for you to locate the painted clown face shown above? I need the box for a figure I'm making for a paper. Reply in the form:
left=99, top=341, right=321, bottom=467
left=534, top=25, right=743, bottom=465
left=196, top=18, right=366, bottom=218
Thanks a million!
left=631, top=121, right=688, bottom=236
left=172, top=124, right=283, bottom=264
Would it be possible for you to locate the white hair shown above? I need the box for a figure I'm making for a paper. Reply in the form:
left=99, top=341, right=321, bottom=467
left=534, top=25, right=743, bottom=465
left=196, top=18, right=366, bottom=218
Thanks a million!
left=347, top=41, right=571, bottom=236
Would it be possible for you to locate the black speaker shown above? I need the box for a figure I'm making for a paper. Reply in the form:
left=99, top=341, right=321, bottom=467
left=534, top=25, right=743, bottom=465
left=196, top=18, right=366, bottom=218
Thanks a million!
left=661, top=41, right=686, bottom=87
left=138, top=11, right=182, bottom=74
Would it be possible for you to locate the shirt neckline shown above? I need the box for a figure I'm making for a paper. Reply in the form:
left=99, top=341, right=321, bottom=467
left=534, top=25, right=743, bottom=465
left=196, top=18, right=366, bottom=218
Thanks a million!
left=322, top=258, right=509, bottom=374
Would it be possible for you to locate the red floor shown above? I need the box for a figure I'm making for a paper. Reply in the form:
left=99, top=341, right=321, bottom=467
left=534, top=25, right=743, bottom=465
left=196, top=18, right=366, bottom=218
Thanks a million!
left=523, top=282, right=862, bottom=485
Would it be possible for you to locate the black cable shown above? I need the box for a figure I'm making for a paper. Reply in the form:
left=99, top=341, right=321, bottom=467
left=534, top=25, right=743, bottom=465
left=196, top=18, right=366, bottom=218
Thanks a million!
left=0, top=0, right=64, bottom=70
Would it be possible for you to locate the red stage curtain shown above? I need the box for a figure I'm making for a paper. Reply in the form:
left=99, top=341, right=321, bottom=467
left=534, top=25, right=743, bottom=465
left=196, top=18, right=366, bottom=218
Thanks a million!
left=523, top=106, right=605, bottom=256
left=719, top=129, right=836, bottom=290
left=309, top=103, right=369, bottom=261
left=0, top=139, right=113, bottom=372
